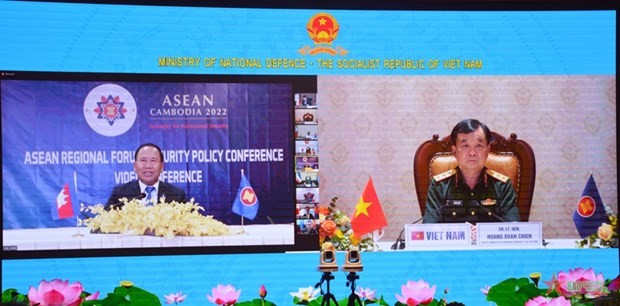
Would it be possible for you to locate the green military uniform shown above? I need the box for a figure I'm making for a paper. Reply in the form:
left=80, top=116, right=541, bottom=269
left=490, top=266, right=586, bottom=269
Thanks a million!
left=424, top=167, right=520, bottom=223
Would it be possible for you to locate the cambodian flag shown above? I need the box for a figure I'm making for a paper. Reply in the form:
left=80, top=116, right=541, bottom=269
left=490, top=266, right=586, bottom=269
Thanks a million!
left=52, top=183, right=74, bottom=220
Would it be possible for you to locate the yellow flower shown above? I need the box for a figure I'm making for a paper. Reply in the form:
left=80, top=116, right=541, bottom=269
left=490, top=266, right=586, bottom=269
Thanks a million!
left=598, top=223, right=613, bottom=241
left=350, top=233, right=361, bottom=246
left=335, top=229, right=344, bottom=239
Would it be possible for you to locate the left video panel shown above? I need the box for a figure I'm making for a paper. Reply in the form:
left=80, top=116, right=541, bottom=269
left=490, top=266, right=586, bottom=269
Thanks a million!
left=1, top=71, right=318, bottom=258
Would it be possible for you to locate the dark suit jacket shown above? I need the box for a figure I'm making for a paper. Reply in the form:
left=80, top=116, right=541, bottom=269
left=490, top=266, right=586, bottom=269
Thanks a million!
left=105, top=180, right=187, bottom=210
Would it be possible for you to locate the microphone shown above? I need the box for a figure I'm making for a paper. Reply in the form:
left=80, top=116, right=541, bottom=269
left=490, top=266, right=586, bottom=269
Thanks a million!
left=390, top=201, right=452, bottom=250
left=471, top=200, right=506, bottom=222
left=105, top=193, right=147, bottom=211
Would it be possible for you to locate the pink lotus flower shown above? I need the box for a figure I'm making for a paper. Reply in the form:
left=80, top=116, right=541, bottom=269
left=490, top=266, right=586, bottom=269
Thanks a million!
left=395, top=280, right=436, bottom=306
left=525, top=296, right=570, bottom=306
left=207, top=284, right=241, bottom=306
left=84, top=291, right=100, bottom=301
left=355, top=287, right=376, bottom=301
left=27, top=279, right=85, bottom=306
left=556, top=268, right=605, bottom=298
left=258, top=284, right=267, bottom=299
left=608, top=274, right=620, bottom=291
left=480, top=285, right=490, bottom=296
left=164, top=291, right=187, bottom=304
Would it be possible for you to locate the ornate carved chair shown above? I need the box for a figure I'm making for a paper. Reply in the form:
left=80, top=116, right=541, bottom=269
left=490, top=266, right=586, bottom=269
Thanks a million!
left=413, top=132, right=536, bottom=221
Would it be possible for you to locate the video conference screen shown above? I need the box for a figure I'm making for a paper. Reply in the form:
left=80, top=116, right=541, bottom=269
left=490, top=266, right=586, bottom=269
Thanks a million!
left=1, top=73, right=318, bottom=256
left=1, top=2, right=616, bottom=259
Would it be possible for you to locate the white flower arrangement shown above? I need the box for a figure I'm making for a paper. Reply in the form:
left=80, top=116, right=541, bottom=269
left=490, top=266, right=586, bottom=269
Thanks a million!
left=79, top=198, right=231, bottom=239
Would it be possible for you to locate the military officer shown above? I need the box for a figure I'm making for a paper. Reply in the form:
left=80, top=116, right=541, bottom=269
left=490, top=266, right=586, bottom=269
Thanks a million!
left=423, top=119, right=520, bottom=223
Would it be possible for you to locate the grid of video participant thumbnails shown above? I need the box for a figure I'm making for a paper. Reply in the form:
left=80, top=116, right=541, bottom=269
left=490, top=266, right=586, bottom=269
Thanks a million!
left=295, top=190, right=320, bottom=235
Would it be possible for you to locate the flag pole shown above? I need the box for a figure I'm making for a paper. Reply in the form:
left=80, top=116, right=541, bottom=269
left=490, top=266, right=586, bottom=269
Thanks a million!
left=72, top=171, right=84, bottom=237
left=240, top=169, right=246, bottom=234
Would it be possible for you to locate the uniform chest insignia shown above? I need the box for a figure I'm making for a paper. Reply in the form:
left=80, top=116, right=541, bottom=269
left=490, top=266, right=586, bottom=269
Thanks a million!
left=486, top=169, right=509, bottom=183
left=433, top=169, right=457, bottom=182
left=481, top=198, right=497, bottom=206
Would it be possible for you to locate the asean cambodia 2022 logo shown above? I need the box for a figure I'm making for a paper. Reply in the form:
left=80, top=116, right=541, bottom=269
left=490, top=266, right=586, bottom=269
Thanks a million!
left=299, top=12, right=348, bottom=56
left=83, top=84, right=137, bottom=137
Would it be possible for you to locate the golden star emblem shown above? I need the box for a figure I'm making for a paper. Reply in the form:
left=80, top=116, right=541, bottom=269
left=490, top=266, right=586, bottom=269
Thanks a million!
left=354, top=197, right=371, bottom=217
left=319, top=18, right=327, bottom=26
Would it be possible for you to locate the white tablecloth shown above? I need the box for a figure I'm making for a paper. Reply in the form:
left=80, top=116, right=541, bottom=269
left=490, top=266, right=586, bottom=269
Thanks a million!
left=3, top=224, right=294, bottom=251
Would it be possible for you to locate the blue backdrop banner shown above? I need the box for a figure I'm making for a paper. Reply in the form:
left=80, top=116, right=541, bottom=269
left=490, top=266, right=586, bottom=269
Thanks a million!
left=2, top=80, right=294, bottom=229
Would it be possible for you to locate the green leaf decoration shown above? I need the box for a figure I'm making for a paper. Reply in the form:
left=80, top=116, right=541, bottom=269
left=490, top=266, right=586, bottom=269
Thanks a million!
left=486, top=277, right=542, bottom=306
left=338, top=297, right=351, bottom=305
left=236, top=298, right=277, bottom=306
left=82, top=285, right=161, bottom=306
left=375, top=295, right=390, bottom=306
left=306, top=296, right=333, bottom=306
left=2, top=288, right=28, bottom=304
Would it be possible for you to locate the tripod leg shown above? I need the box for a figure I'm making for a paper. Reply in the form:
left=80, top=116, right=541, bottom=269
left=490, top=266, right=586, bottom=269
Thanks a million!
left=328, top=293, right=340, bottom=306
left=347, top=293, right=364, bottom=306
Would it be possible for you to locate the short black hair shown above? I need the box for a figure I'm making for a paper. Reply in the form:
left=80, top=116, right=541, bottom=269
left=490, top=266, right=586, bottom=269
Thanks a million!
left=450, top=119, right=492, bottom=145
left=134, top=143, right=164, bottom=162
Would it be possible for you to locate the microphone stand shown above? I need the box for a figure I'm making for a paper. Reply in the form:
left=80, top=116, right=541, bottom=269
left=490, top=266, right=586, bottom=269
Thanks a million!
left=471, top=201, right=507, bottom=222
left=390, top=201, right=452, bottom=250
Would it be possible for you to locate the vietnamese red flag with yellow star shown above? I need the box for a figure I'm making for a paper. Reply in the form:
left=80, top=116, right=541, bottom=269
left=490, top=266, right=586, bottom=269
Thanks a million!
left=350, top=177, right=387, bottom=237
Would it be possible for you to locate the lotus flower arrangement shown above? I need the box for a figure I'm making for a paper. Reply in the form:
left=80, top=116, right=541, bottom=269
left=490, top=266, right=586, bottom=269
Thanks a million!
left=79, top=198, right=232, bottom=239
left=290, top=286, right=321, bottom=304
left=394, top=280, right=464, bottom=306
left=25, top=279, right=99, bottom=306
left=207, top=284, right=241, bottom=306
left=164, top=291, right=187, bottom=304
left=348, top=286, right=391, bottom=306
left=486, top=268, right=620, bottom=306
left=318, top=197, right=376, bottom=251
left=576, top=205, right=618, bottom=248
left=1, top=279, right=159, bottom=306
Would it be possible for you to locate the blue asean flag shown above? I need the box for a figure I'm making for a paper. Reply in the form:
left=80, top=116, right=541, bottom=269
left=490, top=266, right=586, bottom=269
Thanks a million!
left=232, top=173, right=259, bottom=220
left=573, top=174, right=608, bottom=238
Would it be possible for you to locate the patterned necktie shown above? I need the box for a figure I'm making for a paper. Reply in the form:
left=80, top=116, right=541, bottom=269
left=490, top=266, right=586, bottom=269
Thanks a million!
left=145, top=186, right=155, bottom=204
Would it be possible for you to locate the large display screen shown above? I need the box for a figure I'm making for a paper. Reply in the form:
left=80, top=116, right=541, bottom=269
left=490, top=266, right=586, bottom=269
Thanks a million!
left=1, top=2, right=616, bottom=260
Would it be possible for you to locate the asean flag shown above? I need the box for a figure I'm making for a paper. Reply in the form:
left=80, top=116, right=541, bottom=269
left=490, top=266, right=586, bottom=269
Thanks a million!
left=572, top=174, right=607, bottom=238
left=232, top=173, right=259, bottom=220
left=52, top=183, right=75, bottom=220
left=350, top=177, right=388, bottom=237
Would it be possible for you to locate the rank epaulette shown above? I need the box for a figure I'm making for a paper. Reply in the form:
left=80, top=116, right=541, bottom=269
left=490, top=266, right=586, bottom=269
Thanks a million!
left=432, top=169, right=457, bottom=182
left=486, top=169, right=509, bottom=183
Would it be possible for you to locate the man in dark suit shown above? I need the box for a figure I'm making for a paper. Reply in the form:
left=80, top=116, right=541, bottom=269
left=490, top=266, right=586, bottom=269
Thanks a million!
left=105, top=143, right=186, bottom=210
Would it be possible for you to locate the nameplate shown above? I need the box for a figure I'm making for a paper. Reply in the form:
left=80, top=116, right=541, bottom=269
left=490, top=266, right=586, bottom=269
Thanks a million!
left=477, top=222, right=542, bottom=247
left=404, top=223, right=471, bottom=249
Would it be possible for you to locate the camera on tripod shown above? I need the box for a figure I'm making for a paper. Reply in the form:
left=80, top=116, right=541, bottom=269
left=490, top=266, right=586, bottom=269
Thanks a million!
left=318, top=249, right=339, bottom=272
left=342, top=249, right=363, bottom=272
